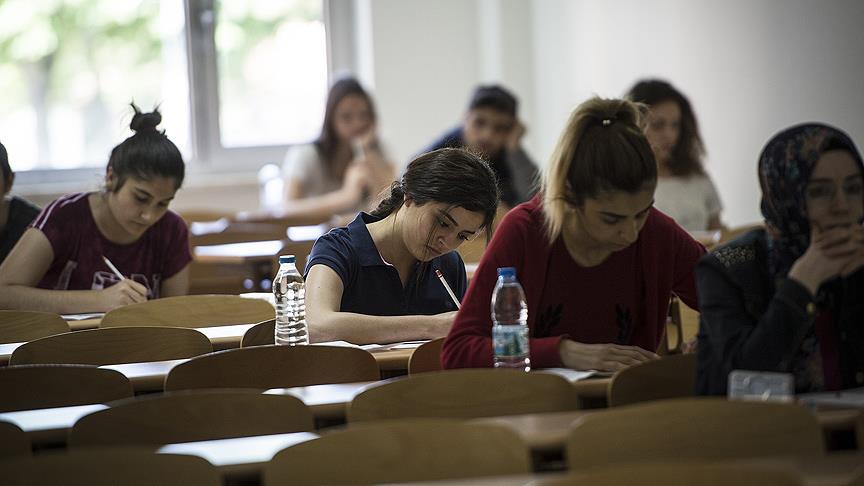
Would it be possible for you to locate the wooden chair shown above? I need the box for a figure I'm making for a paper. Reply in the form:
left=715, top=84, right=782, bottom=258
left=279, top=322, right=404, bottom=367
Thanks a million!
left=1, top=448, right=220, bottom=486
left=347, top=369, right=578, bottom=423
left=9, top=327, right=212, bottom=366
left=240, top=318, right=275, bottom=347
left=0, top=421, right=30, bottom=458
left=101, top=294, right=273, bottom=328
left=264, top=419, right=531, bottom=485
left=164, top=344, right=380, bottom=391
left=718, top=222, right=764, bottom=246
left=536, top=462, right=802, bottom=486
left=407, top=337, right=444, bottom=374
left=566, top=398, right=824, bottom=470
left=0, top=311, right=69, bottom=344
left=69, top=391, right=313, bottom=448
left=0, top=365, right=133, bottom=412
left=607, top=353, right=697, bottom=407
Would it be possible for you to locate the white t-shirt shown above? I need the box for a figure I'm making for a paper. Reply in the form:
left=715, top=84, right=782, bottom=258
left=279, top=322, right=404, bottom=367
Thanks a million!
left=653, top=174, right=723, bottom=232
left=281, top=143, right=341, bottom=198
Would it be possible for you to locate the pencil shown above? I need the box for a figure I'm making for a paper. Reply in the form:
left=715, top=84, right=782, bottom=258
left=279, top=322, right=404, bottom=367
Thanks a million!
left=102, top=256, right=126, bottom=280
left=435, top=269, right=461, bottom=310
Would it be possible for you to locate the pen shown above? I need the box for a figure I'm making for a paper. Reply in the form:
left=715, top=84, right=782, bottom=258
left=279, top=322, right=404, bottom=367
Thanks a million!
left=435, top=269, right=461, bottom=310
left=102, top=256, right=125, bottom=280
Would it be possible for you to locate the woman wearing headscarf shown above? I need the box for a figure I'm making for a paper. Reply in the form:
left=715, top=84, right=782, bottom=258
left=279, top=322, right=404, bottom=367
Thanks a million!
left=696, top=123, right=864, bottom=395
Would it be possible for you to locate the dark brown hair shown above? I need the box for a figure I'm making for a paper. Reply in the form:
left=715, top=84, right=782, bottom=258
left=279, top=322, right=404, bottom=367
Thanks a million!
left=315, top=77, right=377, bottom=179
left=627, top=79, right=706, bottom=177
left=107, top=103, right=185, bottom=191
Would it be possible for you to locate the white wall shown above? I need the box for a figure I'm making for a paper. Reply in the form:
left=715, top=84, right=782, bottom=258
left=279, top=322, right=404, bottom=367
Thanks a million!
left=365, top=0, right=864, bottom=226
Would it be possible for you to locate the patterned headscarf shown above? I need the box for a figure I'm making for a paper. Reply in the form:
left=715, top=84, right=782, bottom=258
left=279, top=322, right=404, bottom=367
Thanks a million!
left=758, top=123, right=864, bottom=278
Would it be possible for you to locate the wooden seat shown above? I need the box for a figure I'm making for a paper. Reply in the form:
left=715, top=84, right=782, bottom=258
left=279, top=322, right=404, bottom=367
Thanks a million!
left=0, top=311, right=69, bottom=344
left=407, top=337, right=444, bottom=374
left=536, top=462, right=802, bottom=486
left=0, top=365, right=133, bottom=412
left=347, top=369, right=578, bottom=423
left=101, top=294, right=273, bottom=328
left=0, top=421, right=30, bottom=458
left=69, top=391, right=313, bottom=448
left=566, top=398, right=824, bottom=470
left=240, top=318, right=275, bottom=347
left=264, top=419, right=531, bottom=485
left=1, top=448, right=220, bottom=486
left=164, top=344, right=380, bottom=391
left=9, top=327, right=212, bottom=366
left=607, top=353, right=697, bottom=407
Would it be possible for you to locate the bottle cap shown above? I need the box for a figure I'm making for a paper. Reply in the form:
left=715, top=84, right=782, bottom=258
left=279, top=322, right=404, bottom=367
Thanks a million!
left=279, top=255, right=296, bottom=264
left=496, top=267, right=516, bottom=278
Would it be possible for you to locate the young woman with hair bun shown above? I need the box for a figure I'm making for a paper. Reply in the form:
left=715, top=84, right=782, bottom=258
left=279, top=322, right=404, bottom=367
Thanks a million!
left=443, top=97, right=706, bottom=372
left=0, top=104, right=191, bottom=313
left=303, top=147, right=500, bottom=344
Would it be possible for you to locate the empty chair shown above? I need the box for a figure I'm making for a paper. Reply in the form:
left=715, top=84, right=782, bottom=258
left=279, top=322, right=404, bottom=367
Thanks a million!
left=101, top=294, right=273, bottom=328
left=0, top=311, right=69, bottom=344
left=1, top=448, right=219, bottom=486
left=0, top=421, right=30, bottom=458
left=607, top=353, right=697, bottom=407
left=240, top=318, right=275, bottom=347
left=566, top=398, right=824, bottom=470
left=535, top=462, right=802, bottom=486
left=165, top=345, right=379, bottom=391
left=347, top=369, right=578, bottom=423
left=264, top=419, right=531, bottom=485
left=0, top=365, right=132, bottom=412
left=10, top=327, right=212, bottom=366
left=69, top=391, right=314, bottom=448
left=407, top=338, right=444, bottom=374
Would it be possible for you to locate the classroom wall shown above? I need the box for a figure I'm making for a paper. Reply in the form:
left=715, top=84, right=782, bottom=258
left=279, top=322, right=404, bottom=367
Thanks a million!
left=365, top=0, right=864, bottom=227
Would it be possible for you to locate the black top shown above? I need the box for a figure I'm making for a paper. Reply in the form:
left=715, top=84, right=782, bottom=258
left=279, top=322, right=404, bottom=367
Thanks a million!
left=695, top=228, right=864, bottom=395
left=0, top=196, right=40, bottom=265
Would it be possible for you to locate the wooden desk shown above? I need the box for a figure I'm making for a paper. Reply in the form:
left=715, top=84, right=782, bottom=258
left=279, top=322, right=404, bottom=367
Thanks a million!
left=266, top=382, right=376, bottom=420
left=0, top=404, right=107, bottom=448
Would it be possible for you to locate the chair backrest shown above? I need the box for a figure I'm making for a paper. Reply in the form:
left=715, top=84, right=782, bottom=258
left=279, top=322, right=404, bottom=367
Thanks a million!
left=607, top=353, right=697, bottom=407
left=264, top=419, right=531, bottom=485
left=536, top=462, right=802, bottom=486
left=407, top=338, right=444, bottom=374
left=101, top=294, right=273, bottom=328
left=164, top=345, right=380, bottom=391
left=0, top=311, right=69, bottom=344
left=347, top=369, right=578, bottom=423
left=69, top=391, right=314, bottom=448
left=566, top=398, right=824, bottom=470
left=0, top=365, right=133, bottom=412
left=0, top=421, right=30, bottom=458
left=1, top=448, right=220, bottom=486
left=10, top=327, right=213, bottom=366
left=240, top=318, right=275, bottom=347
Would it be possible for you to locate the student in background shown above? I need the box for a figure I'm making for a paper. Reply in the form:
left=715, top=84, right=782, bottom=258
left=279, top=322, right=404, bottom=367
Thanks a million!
left=697, top=123, right=864, bottom=394
left=442, top=98, right=705, bottom=371
left=304, top=148, right=499, bottom=345
left=281, top=77, right=395, bottom=222
left=627, top=79, right=724, bottom=232
left=0, top=141, right=40, bottom=264
left=423, top=85, right=538, bottom=208
left=0, top=105, right=191, bottom=313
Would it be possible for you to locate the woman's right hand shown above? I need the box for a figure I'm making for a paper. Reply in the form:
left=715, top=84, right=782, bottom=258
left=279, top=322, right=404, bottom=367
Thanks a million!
left=558, top=339, right=659, bottom=372
left=342, top=159, right=370, bottom=197
left=100, top=279, right=148, bottom=311
left=789, top=225, right=863, bottom=295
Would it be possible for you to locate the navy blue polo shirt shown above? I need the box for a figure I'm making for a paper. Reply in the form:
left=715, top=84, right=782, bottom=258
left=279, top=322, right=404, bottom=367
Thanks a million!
left=305, top=212, right=467, bottom=316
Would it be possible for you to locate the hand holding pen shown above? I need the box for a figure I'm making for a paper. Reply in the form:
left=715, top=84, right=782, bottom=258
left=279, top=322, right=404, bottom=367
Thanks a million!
left=100, top=256, right=148, bottom=309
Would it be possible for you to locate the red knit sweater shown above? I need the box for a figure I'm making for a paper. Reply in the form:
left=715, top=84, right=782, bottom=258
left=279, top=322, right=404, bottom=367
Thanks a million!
left=442, top=196, right=705, bottom=369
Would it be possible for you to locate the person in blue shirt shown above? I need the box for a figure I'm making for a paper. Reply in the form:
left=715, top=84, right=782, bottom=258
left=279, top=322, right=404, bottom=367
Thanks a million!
left=304, top=148, right=500, bottom=344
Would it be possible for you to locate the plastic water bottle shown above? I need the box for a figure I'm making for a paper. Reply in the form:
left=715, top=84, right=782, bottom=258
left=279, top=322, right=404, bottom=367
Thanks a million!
left=491, top=267, right=530, bottom=371
left=273, top=255, right=308, bottom=345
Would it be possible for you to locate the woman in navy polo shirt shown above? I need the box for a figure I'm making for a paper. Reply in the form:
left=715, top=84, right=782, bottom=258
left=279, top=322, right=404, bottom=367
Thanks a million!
left=304, top=148, right=500, bottom=344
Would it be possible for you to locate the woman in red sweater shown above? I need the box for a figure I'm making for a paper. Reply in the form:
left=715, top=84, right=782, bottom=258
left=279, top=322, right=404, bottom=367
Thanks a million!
left=442, top=97, right=705, bottom=371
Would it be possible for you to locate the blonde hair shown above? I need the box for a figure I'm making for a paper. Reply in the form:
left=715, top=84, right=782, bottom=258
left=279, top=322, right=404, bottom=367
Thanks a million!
left=542, top=97, right=656, bottom=242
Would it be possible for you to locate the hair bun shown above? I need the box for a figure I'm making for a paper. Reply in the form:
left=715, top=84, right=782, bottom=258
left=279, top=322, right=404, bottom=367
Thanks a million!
left=129, top=103, right=162, bottom=133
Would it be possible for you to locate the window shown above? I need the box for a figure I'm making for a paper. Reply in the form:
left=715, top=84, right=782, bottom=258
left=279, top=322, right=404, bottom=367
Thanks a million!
left=3, top=0, right=336, bottom=178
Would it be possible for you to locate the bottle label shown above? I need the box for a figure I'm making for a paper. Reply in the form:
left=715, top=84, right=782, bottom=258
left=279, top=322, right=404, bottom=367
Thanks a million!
left=493, top=324, right=529, bottom=358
